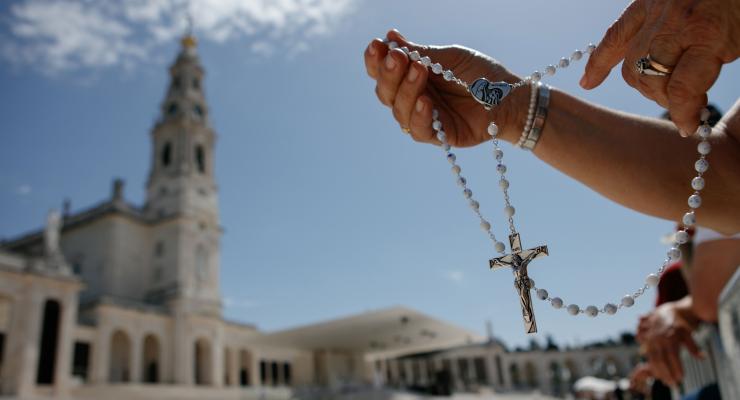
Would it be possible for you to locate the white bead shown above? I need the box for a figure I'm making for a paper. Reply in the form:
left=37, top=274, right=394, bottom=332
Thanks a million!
left=443, top=144, right=451, bottom=152
left=571, top=50, right=583, bottom=61
left=558, top=57, right=570, bottom=68
left=551, top=297, right=563, bottom=309
left=621, top=295, right=635, bottom=307
left=388, top=41, right=398, bottom=50
left=667, top=247, right=681, bottom=261
left=697, top=141, right=711, bottom=155
left=504, top=206, right=515, bottom=217
left=700, top=108, right=711, bottom=122
left=447, top=153, right=456, bottom=163
left=408, top=50, right=420, bottom=61
left=432, top=120, right=442, bottom=131
left=487, top=123, right=499, bottom=136
left=604, top=303, right=617, bottom=315
left=451, top=165, right=461, bottom=174
left=695, top=159, right=709, bottom=173
left=494, top=149, right=504, bottom=161
left=688, top=194, right=702, bottom=209
left=442, top=70, right=454, bottom=81
left=432, top=109, right=439, bottom=119
left=586, top=43, right=596, bottom=54
left=544, top=65, right=556, bottom=76
left=536, top=288, right=548, bottom=300
left=691, top=176, right=705, bottom=191
left=400, top=46, right=409, bottom=53
left=567, top=304, right=580, bottom=315
left=437, top=131, right=446, bottom=142
left=530, top=71, right=542, bottom=82
left=469, top=200, right=479, bottom=210
left=585, top=305, right=599, bottom=317
left=457, top=176, right=467, bottom=187
left=420, top=56, right=432, bottom=67
left=494, top=241, right=506, bottom=253
left=496, top=164, right=507, bottom=174
left=480, top=220, right=491, bottom=231
left=683, top=211, right=696, bottom=226
left=675, top=230, right=690, bottom=244
left=646, top=273, right=660, bottom=287
left=697, top=125, right=711, bottom=138
left=499, top=179, right=509, bottom=190
left=431, top=63, right=443, bottom=74
left=463, top=188, right=472, bottom=198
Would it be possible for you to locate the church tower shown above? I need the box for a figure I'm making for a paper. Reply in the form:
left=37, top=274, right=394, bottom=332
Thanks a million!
left=145, top=32, right=221, bottom=316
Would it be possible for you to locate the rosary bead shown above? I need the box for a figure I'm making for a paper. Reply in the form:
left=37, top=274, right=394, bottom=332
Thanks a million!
left=567, top=304, right=580, bottom=315
left=646, top=273, right=660, bottom=287
left=494, top=149, right=504, bottom=161
left=528, top=278, right=535, bottom=288
left=688, top=194, right=702, bottom=209
left=621, top=295, right=635, bottom=307
left=420, top=56, right=432, bottom=67
left=447, top=153, right=456, bottom=163
left=586, top=43, right=596, bottom=54
left=694, top=159, right=709, bottom=173
left=443, top=70, right=454, bottom=81
left=550, top=297, right=563, bottom=309
left=496, top=164, right=507, bottom=174
left=536, top=288, right=548, bottom=300
left=443, top=144, right=451, bottom=152
left=530, top=71, right=542, bottom=82
left=400, top=46, right=409, bottom=53
left=697, top=125, right=711, bottom=138
left=388, top=41, right=398, bottom=50
left=432, top=120, right=442, bottom=131
left=432, top=109, right=439, bottom=119
left=499, top=179, right=509, bottom=190
left=504, top=206, right=515, bottom=217
left=480, top=220, right=491, bottom=231
left=691, top=176, right=705, bottom=191
left=585, top=305, right=599, bottom=317
left=697, top=141, right=711, bottom=155
left=544, top=65, right=556, bottom=76
left=469, top=200, right=480, bottom=211
left=437, top=131, right=447, bottom=142
left=451, top=165, right=461, bottom=174
left=487, top=123, right=499, bottom=136
left=558, top=57, right=570, bottom=68
left=494, top=241, right=506, bottom=253
left=457, top=176, right=467, bottom=187
left=431, top=63, right=443, bottom=74
left=463, top=188, right=472, bottom=198
left=700, top=108, right=711, bottom=122
left=571, top=50, right=583, bottom=61
left=674, top=230, right=690, bottom=244
left=408, top=50, right=420, bottom=61
left=604, top=303, right=618, bottom=315
left=682, top=211, right=696, bottom=226
left=667, top=247, right=681, bottom=261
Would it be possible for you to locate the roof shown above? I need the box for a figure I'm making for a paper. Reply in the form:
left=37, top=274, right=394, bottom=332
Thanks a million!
left=257, top=306, right=481, bottom=358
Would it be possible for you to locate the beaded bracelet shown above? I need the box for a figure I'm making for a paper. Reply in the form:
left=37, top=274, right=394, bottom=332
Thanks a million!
left=521, top=84, right=550, bottom=151
left=515, top=82, right=540, bottom=148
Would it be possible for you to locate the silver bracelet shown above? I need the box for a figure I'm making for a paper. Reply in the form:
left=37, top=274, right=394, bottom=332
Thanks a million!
left=521, top=84, right=550, bottom=151
left=515, top=82, right=540, bottom=148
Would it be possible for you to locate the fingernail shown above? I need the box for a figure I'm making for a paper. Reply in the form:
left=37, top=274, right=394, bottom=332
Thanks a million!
left=579, top=75, right=589, bottom=89
left=415, top=98, right=424, bottom=113
left=385, top=54, right=396, bottom=70
left=679, top=129, right=689, bottom=137
left=392, top=29, right=404, bottom=40
left=368, top=43, right=376, bottom=56
left=407, top=64, right=419, bottom=82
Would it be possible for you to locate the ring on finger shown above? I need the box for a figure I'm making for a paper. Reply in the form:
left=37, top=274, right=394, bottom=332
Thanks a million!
left=636, top=55, right=672, bottom=76
left=401, top=126, right=411, bottom=134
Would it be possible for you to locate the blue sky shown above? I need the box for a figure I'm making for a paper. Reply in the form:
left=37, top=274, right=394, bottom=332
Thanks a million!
left=1, top=0, right=738, bottom=349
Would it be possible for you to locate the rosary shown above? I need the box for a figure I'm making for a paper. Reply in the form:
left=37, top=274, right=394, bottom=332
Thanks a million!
left=384, top=38, right=713, bottom=334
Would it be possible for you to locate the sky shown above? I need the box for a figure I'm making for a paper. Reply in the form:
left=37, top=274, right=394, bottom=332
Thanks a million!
left=1, top=0, right=738, bottom=349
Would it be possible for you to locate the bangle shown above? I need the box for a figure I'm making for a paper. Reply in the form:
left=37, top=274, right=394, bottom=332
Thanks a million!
left=515, top=82, right=540, bottom=148
left=521, top=84, right=550, bottom=151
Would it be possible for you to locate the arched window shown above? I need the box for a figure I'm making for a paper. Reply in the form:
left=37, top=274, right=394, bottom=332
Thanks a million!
left=161, top=142, right=172, bottom=167
left=192, top=77, right=200, bottom=90
left=195, top=145, right=205, bottom=173
left=172, top=76, right=181, bottom=90
left=166, top=103, right=178, bottom=116
left=193, top=104, right=204, bottom=118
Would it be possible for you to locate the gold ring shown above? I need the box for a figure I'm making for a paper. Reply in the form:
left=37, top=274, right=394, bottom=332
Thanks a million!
left=401, top=126, right=411, bottom=134
left=647, top=54, right=674, bottom=74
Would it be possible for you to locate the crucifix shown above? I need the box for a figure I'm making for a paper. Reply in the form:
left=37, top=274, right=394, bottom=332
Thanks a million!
left=490, top=233, right=548, bottom=334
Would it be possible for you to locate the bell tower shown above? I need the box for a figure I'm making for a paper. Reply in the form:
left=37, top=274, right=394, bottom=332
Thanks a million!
left=145, top=31, right=221, bottom=316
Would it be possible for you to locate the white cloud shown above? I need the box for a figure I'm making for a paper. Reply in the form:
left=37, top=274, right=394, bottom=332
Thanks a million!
left=15, top=184, right=32, bottom=195
left=445, top=270, right=464, bottom=283
left=223, top=297, right=259, bottom=309
left=0, top=0, right=356, bottom=75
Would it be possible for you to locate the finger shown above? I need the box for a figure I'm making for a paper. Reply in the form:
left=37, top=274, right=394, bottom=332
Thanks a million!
left=376, top=48, right=409, bottom=107
left=663, top=347, right=683, bottom=384
left=392, top=62, right=429, bottom=131
left=581, top=0, right=647, bottom=89
left=408, top=95, right=438, bottom=144
left=667, top=47, right=722, bottom=136
left=364, top=38, right=388, bottom=80
left=630, top=32, right=684, bottom=107
left=647, top=348, right=672, bottom=384
left=679, top=330, right=705, bottom=358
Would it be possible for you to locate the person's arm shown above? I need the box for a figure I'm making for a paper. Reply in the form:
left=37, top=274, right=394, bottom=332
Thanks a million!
left=687, top=237, right=740, bottom=322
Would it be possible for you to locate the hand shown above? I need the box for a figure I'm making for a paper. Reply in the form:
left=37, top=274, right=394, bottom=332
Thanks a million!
left=581, top=0, right=740, bottom=136
left=364, top=30, right=525, bottom=147
left=636, top=301, right=703, bottom=386
left=629, top=363, right=653, bottom=395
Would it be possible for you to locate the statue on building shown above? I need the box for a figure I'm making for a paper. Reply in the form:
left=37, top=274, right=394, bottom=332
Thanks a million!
left=39, top=209, right=71, bottom=275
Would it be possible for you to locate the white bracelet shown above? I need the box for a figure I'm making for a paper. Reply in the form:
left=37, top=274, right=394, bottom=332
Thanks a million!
left=515, top=82, right=539, bottom=147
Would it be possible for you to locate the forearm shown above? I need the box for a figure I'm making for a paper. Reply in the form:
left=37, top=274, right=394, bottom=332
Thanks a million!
left=502, top=88, right=740, bottom=234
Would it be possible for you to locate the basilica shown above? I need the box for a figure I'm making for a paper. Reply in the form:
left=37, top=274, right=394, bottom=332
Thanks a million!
left=0, top=33, right=637, bottom=400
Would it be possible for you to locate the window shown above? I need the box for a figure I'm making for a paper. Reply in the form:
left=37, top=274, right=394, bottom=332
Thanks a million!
left=193, top=104, right=204, bottom=118
left=154, top=241, right=165, bottom=257
left=172, top=76, right=181, bottom=90
left=192, top=77, right=200, bottom=90
left=166, top=103, right=178, bottom=116
left=161, top=142, right=172, bottom=167
left=195, top=145, right=206, bottom=173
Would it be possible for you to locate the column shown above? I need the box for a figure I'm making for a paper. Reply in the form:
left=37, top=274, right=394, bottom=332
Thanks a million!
left=52, top=291, right=79, bottom=396
left=16, top=291, right=44, bottom=396
left=229, top=349, right=239, bottom=387
left=212, top=326, right=224, bottom=387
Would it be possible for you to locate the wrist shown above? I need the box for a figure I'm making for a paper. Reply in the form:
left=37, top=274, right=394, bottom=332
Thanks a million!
left=496, top=81, right=533, bottom=143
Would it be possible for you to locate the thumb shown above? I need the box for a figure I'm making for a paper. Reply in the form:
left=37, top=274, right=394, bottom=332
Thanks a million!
left=385, top=29, right=445, bottom=61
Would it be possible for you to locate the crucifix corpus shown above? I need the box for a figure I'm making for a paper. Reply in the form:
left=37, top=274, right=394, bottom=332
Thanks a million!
left=490, top=233, right=548, bottom=334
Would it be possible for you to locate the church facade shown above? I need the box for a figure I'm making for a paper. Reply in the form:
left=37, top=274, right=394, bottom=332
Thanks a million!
left=0, top=34, right=637, bottom=400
